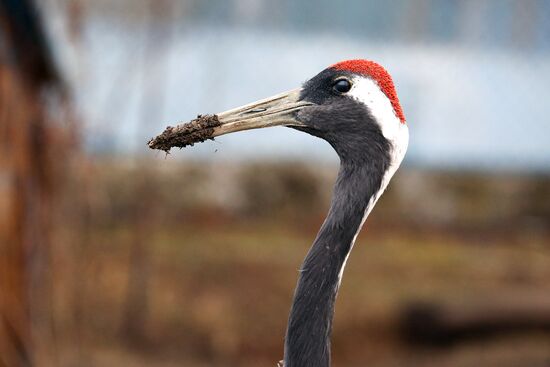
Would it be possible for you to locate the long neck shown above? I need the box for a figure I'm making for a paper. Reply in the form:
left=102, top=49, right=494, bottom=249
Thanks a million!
left=283, top=159, right=387, bottom=367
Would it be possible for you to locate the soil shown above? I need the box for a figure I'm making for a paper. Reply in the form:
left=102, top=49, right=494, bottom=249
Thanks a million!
left=147, top=114, right=221, bottom=152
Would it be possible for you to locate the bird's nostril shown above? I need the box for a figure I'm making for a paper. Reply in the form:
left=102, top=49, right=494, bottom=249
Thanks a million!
left=244, top=108, right=267, bottom=114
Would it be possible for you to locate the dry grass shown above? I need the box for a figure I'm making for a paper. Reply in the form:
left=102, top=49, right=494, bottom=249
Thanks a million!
left=50, top=216, right=550, bottom=367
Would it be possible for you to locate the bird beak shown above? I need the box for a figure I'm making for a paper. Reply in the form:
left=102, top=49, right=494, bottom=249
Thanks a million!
left=148, top=89, right=314, bottom=151
left=214, top=88, right=312, bottom=134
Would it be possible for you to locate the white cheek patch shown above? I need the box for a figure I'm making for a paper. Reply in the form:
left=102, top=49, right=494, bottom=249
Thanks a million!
left=348, top=77, right=403, bottom=139
left=347, top=75, right=409, bottom=173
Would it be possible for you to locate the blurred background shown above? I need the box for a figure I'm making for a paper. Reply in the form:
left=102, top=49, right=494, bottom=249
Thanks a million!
left=1, top=0, right=550, bottom=366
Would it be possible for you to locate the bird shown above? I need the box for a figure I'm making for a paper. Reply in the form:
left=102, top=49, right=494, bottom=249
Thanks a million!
left=153, top=59, right=408, bottom=367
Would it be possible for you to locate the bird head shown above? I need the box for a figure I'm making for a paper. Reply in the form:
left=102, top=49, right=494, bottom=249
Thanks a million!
left=291, top=59, right=408, bottom=164
left=151, top=59, right=408, bottom=166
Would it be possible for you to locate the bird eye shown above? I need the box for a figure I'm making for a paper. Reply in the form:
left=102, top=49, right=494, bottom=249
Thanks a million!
left=333, top=78, right=352, bottom=94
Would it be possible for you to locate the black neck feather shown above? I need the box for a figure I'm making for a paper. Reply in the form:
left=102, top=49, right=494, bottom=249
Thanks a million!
left=283, top=155, right=389, bottom=367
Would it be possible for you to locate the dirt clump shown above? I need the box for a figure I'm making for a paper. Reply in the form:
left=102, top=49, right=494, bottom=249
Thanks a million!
left=147, top=114, right=221, bottom=152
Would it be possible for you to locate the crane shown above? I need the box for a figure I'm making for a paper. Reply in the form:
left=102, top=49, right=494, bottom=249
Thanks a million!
left=149, top=59, right=408, bottom=367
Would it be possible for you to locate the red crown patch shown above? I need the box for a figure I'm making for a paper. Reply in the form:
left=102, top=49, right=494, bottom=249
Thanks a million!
left=331, top=60, right=406, bottom=123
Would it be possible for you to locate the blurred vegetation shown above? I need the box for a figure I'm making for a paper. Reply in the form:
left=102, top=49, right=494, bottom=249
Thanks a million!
left=43, top=158, right=550, bottom=367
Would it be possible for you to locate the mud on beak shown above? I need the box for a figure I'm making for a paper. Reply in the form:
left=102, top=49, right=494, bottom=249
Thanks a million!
left=148, top=89, right=313, bottom=151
